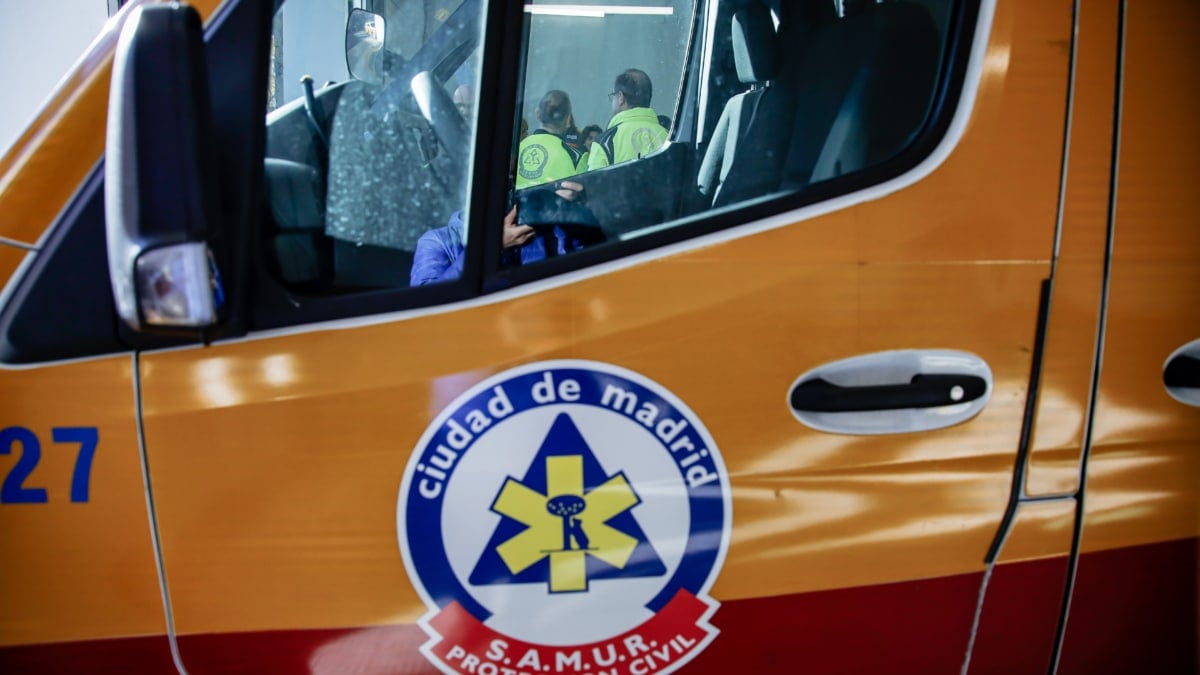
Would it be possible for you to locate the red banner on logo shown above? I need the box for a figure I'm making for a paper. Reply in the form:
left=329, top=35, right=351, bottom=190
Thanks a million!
left=425, top=590, right=716, bottom=675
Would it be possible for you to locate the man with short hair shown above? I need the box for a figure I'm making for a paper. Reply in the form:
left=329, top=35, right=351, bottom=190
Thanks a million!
left=516, top=90, right=588, bottom=189
left=587, top=68, right=668, bottom=171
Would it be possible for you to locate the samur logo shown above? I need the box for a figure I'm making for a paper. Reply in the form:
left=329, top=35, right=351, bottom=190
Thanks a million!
left=518, top=144, right=550, bottom=181
left=397, top=361, right=731, bottom=675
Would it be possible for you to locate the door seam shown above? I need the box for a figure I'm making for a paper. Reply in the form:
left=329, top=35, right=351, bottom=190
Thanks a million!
left=133, top=351, right=189, bottom=675
left=962, top=0, right=1083, bottom=669
left=1047, top=0, right=1125, bottom=670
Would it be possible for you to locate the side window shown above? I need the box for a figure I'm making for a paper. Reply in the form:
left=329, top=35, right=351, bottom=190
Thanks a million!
left=503, top=1, right=693, bottom=267
left=263, top=0, right=482, bottom=293
left=255, top=0, right=965, bottom=308
left=509, top=0, right=960, bottom=262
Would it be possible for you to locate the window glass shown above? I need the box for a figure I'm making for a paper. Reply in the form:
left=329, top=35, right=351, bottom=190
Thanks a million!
left=506, top=0, right=694, bottom=266
left=264, top=0, right=482, bottom=292
left=510, top=0, right=958, bottom=263
left=258, top=0, right=962, bottom=304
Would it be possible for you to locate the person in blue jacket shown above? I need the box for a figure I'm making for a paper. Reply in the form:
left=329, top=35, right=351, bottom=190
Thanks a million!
left=410, top=181, right=588, bottom=286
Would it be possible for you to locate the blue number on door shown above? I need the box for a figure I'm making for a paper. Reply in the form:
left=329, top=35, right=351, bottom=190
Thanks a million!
left=1, top=426, right=99, bottom=503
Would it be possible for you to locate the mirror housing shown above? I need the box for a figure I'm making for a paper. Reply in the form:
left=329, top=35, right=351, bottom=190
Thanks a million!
left=106, top=3, right=223, bottom=332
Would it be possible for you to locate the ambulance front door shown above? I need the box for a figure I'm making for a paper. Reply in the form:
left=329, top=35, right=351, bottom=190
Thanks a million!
left=128, top=0, right=1090, bottom=672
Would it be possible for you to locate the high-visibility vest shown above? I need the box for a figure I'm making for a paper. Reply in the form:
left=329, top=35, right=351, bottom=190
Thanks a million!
left=515, top=130, right=588, bottom=188
left=587, top=107, right=668, bottom=171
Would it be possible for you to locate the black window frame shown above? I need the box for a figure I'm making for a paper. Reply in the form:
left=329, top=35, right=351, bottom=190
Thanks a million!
left=0, top=0, right=983, bottom=364
left=251, top=0, right=981, bottom=329
left=477, top=0, right=981, bottom=292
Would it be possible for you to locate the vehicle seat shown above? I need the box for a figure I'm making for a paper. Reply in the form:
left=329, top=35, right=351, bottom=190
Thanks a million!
left=321, top=80, right=452, bottom=288
left=264, top=158, right=332, bottom=286
left=695, top=1, right=781, bottom=205
left=264, top=156, right=415, bottom=290
left=704, top=0, right=939, bottom=207
left=781, top=0, right=940, bottom=189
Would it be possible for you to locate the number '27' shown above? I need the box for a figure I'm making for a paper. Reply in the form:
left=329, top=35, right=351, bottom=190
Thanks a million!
left=1, top=427, right=98, bottom=504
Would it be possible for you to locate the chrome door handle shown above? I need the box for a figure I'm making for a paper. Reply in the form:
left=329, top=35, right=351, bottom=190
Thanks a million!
left=1164, top=339, right=1200, bottom=406
left=788, top=350, right=993, bottom=435
left=790, top=373, right=988, bottom=413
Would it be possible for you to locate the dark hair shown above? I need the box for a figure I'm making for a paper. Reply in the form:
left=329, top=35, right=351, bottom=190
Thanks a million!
left=538, top=90, right=573, bottom=127
left=581, top=124, right=602, bottom=138
left=614, top=68, right=653, bottom=108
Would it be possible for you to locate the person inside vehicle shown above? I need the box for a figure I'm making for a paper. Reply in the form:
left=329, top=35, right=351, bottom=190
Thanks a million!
left=587, top=68, right=669, bottom=170
left=453, top=84, right=475, bottom=120
left=409, top=181, right=587, bottom=286
left=516, top=90, right=589, bottom=189
left=563, top=112, right=583, bottom=152
left=580, top=124, right=602, bottom=151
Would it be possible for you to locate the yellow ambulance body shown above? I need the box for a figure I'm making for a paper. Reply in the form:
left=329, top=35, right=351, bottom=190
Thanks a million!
left=0, top=0, right=1195, bottom=673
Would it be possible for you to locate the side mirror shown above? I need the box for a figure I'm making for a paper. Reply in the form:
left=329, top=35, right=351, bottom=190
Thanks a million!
left=105, top=4, right=223, bottom=332
left=345, top=9, right=392, bottom=85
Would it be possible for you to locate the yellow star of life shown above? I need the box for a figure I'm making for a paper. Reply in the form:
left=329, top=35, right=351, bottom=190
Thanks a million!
left=492, top=455, right=641, bottom=592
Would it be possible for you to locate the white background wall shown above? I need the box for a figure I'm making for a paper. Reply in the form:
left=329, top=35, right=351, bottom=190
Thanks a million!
left=0, top=1, right=109, bottom=155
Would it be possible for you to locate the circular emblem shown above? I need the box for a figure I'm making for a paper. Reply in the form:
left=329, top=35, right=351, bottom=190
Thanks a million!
left=631, top=128, right=655, bottom=156
left=519, top=144, right=550, bottom=181
left=398, top=360, right=731, bottom=675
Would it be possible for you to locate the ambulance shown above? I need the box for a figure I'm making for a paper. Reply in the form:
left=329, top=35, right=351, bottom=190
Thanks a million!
left=0, top=0, right=1196, bottom=672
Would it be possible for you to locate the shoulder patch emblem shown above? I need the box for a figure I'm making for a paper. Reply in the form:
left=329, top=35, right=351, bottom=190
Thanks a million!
left=398, top=361, right=731, bottom=675
left=519, top=144, right=550, bottom=181
left=631, top=128, right=656, bottom=157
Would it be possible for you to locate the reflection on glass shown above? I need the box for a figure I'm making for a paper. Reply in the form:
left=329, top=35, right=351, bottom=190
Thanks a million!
left=264, top=0, right=481, bottom=291
left=503, top=1, right=693, bottom=271
left=345, top=9, right=391, bottom=85
left=261, top=0, right=958, bottom=292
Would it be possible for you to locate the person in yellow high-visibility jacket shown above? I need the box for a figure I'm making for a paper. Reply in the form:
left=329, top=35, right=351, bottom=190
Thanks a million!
left=516, top=90, right=589, bottom=189
left=587, top=68, right=668, bottom=171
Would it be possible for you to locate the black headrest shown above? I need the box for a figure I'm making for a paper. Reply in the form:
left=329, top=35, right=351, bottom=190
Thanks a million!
left=732, top=3, right=781, bottom=84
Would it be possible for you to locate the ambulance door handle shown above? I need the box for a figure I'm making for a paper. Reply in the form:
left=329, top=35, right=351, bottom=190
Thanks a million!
left=1164, top=339, right=1200, bottom=406
left=790, top=373, right=987, bottom=412
left=787, top=350, right=993, bottom=435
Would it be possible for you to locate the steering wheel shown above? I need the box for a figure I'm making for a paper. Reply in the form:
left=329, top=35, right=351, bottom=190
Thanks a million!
left=515, top=186, right=607, bottom=249
left=410, top=71, right=470, bottom=168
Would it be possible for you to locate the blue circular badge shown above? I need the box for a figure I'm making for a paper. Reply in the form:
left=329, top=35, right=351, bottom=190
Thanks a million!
left=398, top=361, right=730, bottom=674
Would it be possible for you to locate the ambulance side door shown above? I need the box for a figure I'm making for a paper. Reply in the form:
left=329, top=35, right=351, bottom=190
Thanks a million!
left=121, top=0, right=1084, bottom=673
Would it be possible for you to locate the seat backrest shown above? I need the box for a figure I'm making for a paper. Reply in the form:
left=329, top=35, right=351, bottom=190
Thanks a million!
left=695, top=1, right=782, bottom=202
left=325, top=80, right=464, bottom=252
left=264, top=158, right=332, bottom=286
left=320, top=80, right=461, bottom=288
left=783, top=0, right=940, bottom=189
left=708, top=0, right=940, bottom=207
